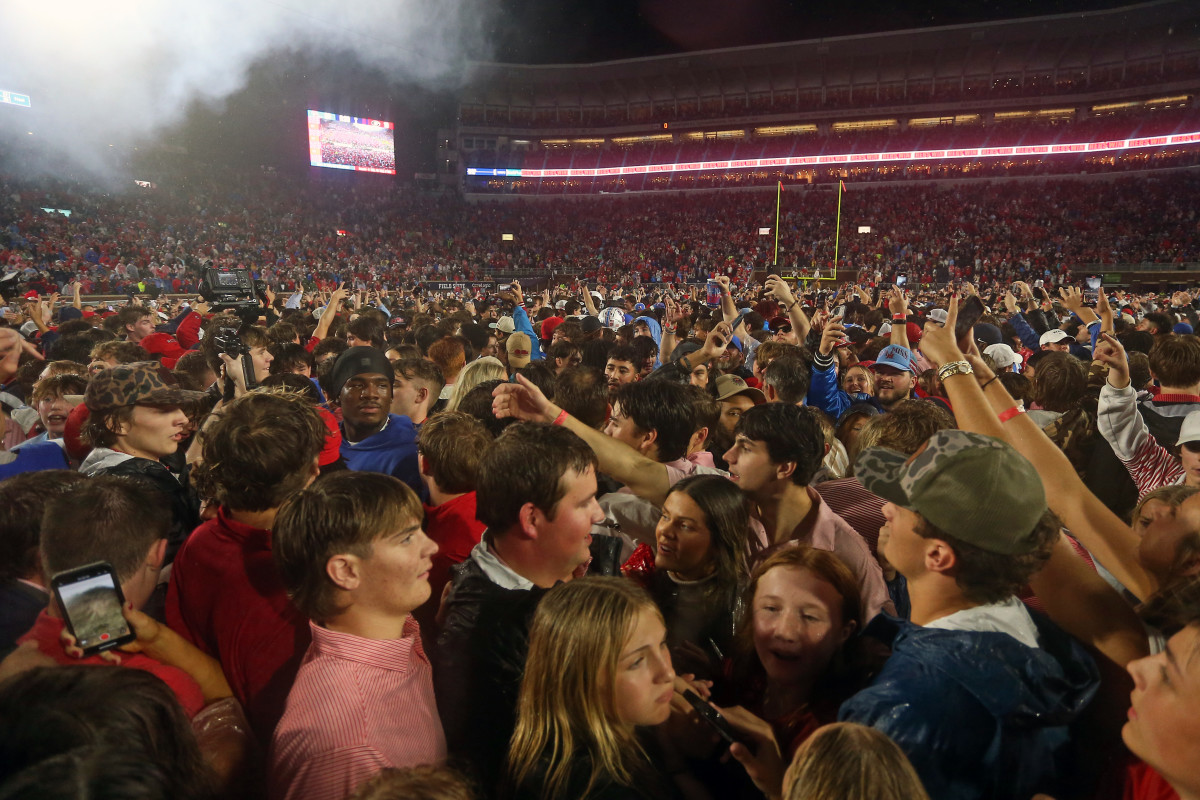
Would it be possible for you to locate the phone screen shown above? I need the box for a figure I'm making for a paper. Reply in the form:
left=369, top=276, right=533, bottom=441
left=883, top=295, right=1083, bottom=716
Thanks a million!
left=52, top=564, right=134, bottom=655
left=954, top=295, right=986, bottom=348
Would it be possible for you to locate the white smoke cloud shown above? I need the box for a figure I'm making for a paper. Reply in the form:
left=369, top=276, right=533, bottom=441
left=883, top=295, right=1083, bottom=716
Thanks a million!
left=1, top=0, right=493, bottom=177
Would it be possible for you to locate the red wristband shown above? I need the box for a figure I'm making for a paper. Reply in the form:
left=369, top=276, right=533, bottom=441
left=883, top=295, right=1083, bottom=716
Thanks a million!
left=892, top=313, right=906, bottom=321
left=552, top=409, right=568, bottom=426
left=997, top=405, right=1024, bottom=423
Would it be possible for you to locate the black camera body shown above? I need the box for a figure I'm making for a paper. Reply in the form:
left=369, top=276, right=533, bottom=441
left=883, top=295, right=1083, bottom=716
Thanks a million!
left=210, top=327, right=249, bottom=359
left=198, top=267, right=258, bottom=312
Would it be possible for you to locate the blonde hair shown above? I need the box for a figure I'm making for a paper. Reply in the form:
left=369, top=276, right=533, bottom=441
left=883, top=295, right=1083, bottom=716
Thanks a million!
left=446, top=356, right=507, bottom=412
left=785, top=722, right=930, bottom=800
left=505, top=578, right=661, bottom=800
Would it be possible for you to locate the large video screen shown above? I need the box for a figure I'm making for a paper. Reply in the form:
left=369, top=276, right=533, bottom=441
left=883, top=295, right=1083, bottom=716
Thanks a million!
left=307, top=110, right=395, bottom=175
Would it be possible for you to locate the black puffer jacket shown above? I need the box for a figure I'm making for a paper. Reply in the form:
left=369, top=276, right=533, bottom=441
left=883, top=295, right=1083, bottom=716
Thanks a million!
left=433, top=555, right=548, bottom=791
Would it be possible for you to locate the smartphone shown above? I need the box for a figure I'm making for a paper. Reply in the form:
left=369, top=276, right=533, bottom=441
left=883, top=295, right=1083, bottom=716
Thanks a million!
left=954, top=295, right=986, bottom=348
left=682, top=690, right=749, bottom=746
left=729, top=310, right=750, bottom=333
left=50, top=562, right=135, bottom=656
left=499, top=283, right=512, bottom=292
left=895, top=274, right=908, bottom=288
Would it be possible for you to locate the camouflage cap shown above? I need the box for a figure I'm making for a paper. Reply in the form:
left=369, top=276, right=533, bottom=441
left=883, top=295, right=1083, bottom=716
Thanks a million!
left=86, top=361, right=209, bottom=412
left=854, top=429, right=1046, bottom=555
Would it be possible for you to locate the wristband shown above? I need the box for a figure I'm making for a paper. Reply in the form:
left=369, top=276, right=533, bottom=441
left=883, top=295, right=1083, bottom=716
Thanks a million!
left=980, top=375, right=1000, bottom=391
left=892, top=313, right=906, bottom=321
left=552, top=409, right=568, bottom=426
left=998, top=405, right=1024, bottom=423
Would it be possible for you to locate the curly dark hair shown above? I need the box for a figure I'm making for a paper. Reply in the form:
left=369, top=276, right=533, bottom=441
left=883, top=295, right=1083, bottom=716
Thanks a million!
left=916, top=509, right=1060, bottom=606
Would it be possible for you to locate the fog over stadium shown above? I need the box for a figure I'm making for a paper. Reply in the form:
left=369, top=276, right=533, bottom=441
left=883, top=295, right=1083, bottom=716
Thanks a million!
left=1, top=0, right=495, bottom=179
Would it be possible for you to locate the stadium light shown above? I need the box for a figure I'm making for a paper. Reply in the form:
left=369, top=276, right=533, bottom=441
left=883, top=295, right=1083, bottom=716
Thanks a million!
left=858, top=226, right=872, bottom=233
left=502, top=233, right=514, bottom=241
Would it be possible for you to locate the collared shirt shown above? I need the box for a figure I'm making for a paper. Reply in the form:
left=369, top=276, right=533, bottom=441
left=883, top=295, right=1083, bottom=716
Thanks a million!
left=468, top=534, right=534, bottom=591
left=270, top=618, right=446, bottom=800
left=925, top=596, right=1041, bottom=650
left=751, top=487, right=893, bottom=620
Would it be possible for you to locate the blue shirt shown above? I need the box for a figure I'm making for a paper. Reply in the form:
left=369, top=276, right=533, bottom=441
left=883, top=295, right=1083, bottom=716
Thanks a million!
left=340, top=413, right=421, bottom=494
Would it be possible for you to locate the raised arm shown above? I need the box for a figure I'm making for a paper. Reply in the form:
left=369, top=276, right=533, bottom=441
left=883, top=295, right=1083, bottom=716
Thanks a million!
left=888, top=287, right=910, bottom=350
left=581, top=285, right=600, bottom=317
left=493, top=375, right=672, bottom=506
left=920, top=298, right=1152, bottom=658
left=311, top=283, right=347, bottom=342
left=921, top=298, right=1157, bottom=600
left=764, top=274, right=811, bottom=342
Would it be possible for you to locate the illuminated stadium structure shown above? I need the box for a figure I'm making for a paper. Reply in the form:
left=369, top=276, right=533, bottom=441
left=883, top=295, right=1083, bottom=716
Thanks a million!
left=450, top=0, right=1200, bottom=194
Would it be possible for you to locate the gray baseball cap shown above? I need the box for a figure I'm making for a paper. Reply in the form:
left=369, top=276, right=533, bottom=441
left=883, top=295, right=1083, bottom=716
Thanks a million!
left=854, top=429, right=1046, bottom=555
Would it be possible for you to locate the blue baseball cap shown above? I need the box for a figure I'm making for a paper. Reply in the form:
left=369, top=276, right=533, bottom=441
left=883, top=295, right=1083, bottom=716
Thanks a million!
left=870, top=344, right=916, bottom=373
left=634, top=302, right=646, bottom=311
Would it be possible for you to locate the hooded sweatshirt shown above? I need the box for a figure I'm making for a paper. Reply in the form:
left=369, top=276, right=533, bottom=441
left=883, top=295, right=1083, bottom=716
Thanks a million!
left=634, top=315, right=662, bottom=368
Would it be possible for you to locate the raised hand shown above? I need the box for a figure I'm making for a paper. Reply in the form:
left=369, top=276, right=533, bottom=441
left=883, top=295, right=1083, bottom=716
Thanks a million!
left=920, top=294, right=966, bottom=368
left=1058, top=286, right=1084, bottom=313
left=818, top=315, right=846, bottom=356
left=763, top=274, right=794, bottom=305
left=1093, top=332, right=1130, bottom=389
left=492, top=373, right=557, bottom=423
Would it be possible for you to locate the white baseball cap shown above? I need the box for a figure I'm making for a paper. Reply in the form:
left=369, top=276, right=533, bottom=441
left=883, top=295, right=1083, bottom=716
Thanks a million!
left=1177, top=409, right=1200, bottom=446
left=929, top=308, right=949, bottom=325
left=1039, top=329, right=1072, bottom=347
left=984, top=343, right=1023, bottom=369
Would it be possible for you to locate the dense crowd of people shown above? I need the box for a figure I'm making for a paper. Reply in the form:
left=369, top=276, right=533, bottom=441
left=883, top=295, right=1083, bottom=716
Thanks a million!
left=2, top=258, right=1200, bottom=799
left=3, top=168, right=1200, bottom=300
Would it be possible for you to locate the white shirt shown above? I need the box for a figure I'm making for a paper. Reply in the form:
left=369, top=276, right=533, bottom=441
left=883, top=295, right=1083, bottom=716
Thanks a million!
left=925, top=596, right=1041, bottom=649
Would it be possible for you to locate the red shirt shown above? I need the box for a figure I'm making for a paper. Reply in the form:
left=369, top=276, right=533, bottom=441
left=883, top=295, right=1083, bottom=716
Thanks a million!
left=1124, top=760, right=1179, bottom=800
left=166, top=507, right=310, bottom=738
left=422, top=492, right=485, bottom=607
left=19, top=610, right=205, bottom=717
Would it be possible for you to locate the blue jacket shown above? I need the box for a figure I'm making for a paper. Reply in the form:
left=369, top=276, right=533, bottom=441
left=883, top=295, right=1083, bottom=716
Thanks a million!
left=340, top=413, right=421, bottom=495
left=511, top=306, right=544, bottom=362
left=839, top=613, right=1099, bottom=800
left=806, top=353, right=871, bottom=419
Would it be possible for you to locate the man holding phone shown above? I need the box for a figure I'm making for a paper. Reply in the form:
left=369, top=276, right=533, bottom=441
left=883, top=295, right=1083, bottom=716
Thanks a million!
left=20, top=476, right=229, bottom=718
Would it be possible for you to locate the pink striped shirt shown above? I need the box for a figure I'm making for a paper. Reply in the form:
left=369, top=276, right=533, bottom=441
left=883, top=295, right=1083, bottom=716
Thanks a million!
left=269, top=617, right=447, bottom=800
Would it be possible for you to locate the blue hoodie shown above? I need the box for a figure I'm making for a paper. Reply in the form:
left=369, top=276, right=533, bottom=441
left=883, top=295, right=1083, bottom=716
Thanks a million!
left=634, top=315, right=662, bottom=367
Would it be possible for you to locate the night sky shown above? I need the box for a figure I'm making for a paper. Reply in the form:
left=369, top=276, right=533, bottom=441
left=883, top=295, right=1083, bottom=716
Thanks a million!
left=149, top=0, right=1140, bottom=177
left=487, top=0, right=1136, bottom=64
